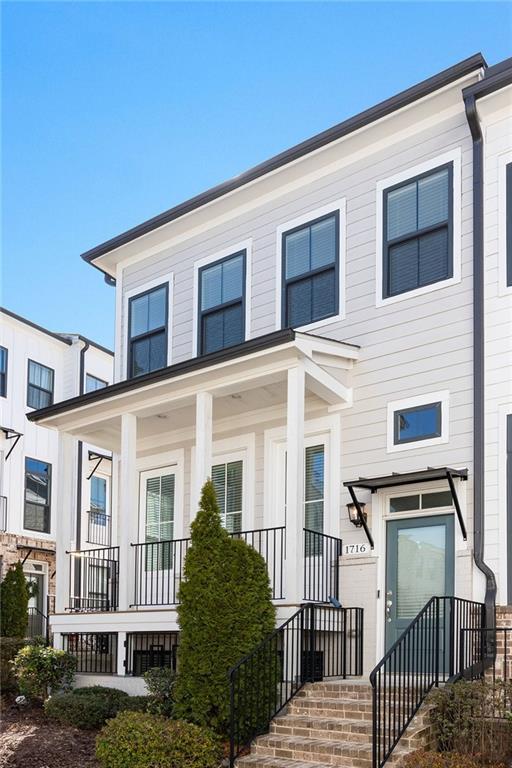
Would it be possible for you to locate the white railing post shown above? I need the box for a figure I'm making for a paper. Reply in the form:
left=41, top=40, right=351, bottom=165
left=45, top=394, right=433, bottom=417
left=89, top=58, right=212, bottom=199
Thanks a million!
left=285, top=365, right=305, bottom=606
left=191, top=391, right=213, bottom=517
left=118, top=413, right=138, bottom=611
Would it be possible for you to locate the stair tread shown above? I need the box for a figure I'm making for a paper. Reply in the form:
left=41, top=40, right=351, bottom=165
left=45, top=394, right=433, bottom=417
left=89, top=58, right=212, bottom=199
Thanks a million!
left=237, top=755, right=342, bottom=768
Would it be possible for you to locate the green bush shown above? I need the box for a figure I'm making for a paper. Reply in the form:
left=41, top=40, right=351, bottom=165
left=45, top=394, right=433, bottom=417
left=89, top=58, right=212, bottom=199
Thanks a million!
left=12, top=642, right=76, bottom=699
left=0, top=562, right=30, bottom=637
left=402, top=751, right=508, bottom=768
left=0, top=637, right=27, bottom=693
left=45, top=687, right=149, bottom=729
left=174, top=480, right=275, bottom=735
left=96, top=711, right=221, bottom=768
left=143, top=667, right=176, bottom=715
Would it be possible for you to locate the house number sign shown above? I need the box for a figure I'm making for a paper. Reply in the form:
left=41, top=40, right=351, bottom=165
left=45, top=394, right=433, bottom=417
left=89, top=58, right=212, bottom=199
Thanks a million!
left=343, top=543, right=369, bottom=556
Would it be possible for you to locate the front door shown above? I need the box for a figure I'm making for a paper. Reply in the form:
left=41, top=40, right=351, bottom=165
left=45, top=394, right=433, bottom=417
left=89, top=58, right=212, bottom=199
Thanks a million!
left=26, top=571, right=45, bottom=636
left=385, top=514, right=454, bottom=650
left=138, top=468, right=176, bottom=605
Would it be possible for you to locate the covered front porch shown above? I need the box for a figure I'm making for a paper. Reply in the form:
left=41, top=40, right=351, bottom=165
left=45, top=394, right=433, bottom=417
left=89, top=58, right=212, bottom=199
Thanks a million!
left=30, top=330, right=359, bottom=619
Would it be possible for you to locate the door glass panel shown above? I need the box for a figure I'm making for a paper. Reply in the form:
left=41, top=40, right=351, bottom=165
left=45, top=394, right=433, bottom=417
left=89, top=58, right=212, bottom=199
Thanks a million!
left=396, top=524, right=446, bottom=619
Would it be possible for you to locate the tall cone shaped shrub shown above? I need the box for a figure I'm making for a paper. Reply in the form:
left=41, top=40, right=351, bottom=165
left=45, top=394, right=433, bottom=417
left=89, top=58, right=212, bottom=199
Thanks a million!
left=0, top=562, right=30, bottom=637
left=174, top=480, right=275, bottom=735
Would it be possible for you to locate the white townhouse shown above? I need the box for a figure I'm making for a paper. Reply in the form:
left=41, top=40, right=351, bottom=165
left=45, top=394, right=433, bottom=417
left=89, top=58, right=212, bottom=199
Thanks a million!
left=28, top=52, right=512, bottom=710
left=0, top=308, right=113, bottom=636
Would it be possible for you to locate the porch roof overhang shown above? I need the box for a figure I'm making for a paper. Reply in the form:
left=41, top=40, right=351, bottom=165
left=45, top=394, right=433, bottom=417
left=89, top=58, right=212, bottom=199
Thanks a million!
left=344, top=466, right=468, bottom=545
left=26, top=329, right=359, bottom=450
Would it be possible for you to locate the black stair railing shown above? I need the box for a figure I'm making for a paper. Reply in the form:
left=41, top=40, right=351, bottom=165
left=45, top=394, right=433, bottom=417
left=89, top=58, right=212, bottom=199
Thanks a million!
left=370, top=596, right=486, bottom=768
left=229, top=602, right=364, bottom=767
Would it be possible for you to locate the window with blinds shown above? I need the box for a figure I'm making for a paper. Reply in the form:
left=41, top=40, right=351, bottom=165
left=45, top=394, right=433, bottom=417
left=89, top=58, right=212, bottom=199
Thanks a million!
left=211, top=460, right=243, bottom=533
left=128, top=284, right=168, bottom=378
left=282, top=212, right=339, bottom=328
left=304, top=445, right=324, bottom=556
left=198, top=252, right=245, bottom=355
left=383, top=164, right=453, bottom=298
left=145, top=474, right=175, bottom=571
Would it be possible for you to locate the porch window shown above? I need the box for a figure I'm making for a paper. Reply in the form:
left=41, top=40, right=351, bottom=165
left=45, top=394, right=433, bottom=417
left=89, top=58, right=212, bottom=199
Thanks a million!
left=304, top=445, right=324, bottom=555
left=24, top=457, right=51, bottom=533
left=212, top=460, right=243, bottom=533
left=282, top=212, right=339, bottom=328
left=198, top=251, right=245, bottom=355
left=90, top=476, right=107, bottom=526
left=0, top=346, right=7, bottom=397
left=128, top=284, right=168, bottom=378
left=383, top=164, right=453, bottom=298
left=27, top=360, right=54, bottom=409
left=145, top=474, right=175, bottom=570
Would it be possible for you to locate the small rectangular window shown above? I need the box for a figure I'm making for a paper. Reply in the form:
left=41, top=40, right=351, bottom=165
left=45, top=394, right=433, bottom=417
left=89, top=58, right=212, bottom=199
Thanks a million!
left=212, top=460, right=243, bottom=533
left=86, top=374, right=108, bottom=393
left=27, top=360, right=54, bottom=409
left=90, top=476, right=107, bottom=525
left=0, top=347, right=7, bottom=397
left=24, top=457, right=51, bottom=533
left=389, top=495, right=420, bottom=513
left=128, top=284, right=168, bottom=378
left=198, top=251, right=245, bottom=355
left=282, top=212, right=339, bottom=328
left=507, top=162, right=512, bottom=287
left=394, top=402, right=442, bottom=445
left=421, top=491, right=453, bottom=509
left=383, top=164, right=453, bottom=298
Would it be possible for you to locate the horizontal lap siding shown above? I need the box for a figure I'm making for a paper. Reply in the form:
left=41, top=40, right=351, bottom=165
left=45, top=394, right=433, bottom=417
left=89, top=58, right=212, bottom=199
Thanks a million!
left=483, top=109, right=512, bottom=602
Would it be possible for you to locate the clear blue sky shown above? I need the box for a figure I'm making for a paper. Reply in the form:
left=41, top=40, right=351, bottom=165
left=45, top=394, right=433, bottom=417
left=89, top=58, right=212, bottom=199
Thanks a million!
left=2, top=2, right=511, bottom=349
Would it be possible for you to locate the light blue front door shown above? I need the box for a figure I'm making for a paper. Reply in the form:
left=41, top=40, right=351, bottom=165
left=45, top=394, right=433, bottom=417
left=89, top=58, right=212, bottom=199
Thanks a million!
left=385, top=514, right=454, bottom=651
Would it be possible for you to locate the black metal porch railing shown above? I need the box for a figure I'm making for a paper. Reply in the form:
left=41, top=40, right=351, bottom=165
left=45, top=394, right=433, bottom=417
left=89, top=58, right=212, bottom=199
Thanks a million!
left=68, top=546, right=119, bottom=612
left=370, top=596, right=486, bottom=768
left=62, top=632, right=118, bottom=673
left=459, top=626, right=512, bottom=693
left=0, top=495, right=6, bottom=532
left=230, top=527, right=285, bottom=600
left=229, top=602, right=364, bottom=767
left=27, top=607, right=47, bottom=639
left=303, top=528, right=343, bottom=603
left=125, top=632, right=180, bottom=676
left=86, top=510, right=112, bottom=547
left=131, top=538, right=191, bottom=607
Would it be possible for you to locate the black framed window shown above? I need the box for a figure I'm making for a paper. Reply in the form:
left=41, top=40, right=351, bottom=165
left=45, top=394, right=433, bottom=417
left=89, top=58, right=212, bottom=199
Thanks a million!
left=383, top=163, right=453, bottom=298
left=128, top=284, right=168, bottom=378
left=0, top=346, right=7, bottom=398
left=506, top=163, right=512, bottom=287
left=282, top=211, right=339, bottom=328
left=27, top=360, right=54, bottom=409
left=198, top=251, right=245, bottom=355
left=24, top=457, right=51, bottom=533
left=86, top=374, right=108, bottom=393
left=393, top=402, right=442, bottom=445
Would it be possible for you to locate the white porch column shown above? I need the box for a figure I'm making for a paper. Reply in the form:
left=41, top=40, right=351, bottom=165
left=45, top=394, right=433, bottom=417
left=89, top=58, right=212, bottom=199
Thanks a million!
left=118, top=413, right=138, bottom=612
left=56, top=432, right=75, bottom=614
left=191, top=391, right=213, bottom=515
left=285, top=365, right=305, bottom=606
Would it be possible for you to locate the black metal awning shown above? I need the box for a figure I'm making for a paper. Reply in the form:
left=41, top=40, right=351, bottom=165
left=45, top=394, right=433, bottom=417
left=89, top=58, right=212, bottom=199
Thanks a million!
left=17, top=543, right=56, bottom=565
left=344, top=467, right=468, bottom=547
left=86, top=450, right=113, bottom=480
left=1, top=427, right=23, bottom=460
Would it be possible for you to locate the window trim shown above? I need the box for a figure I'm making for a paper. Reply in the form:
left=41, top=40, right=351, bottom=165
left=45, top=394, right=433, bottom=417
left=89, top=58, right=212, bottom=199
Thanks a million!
left=86, top=373, right=108, bottom=392
left=192, top=240, right=252, bottom=358
left=275, top=200, right=346, bottom=332
left=387, top=391, right=450, bottom=453
left=376, top=148, right=462, bottom=308
left=126, top=278, right=171, bottom=379
left=197, top=249, right=247, bottom=356
left=24, top=456, right=52, bottom=534
left=382, top=162, right=454, bottom=300
left=0, top=346, right=7, bottom=398
left=26, top=359, right=55, bottom=410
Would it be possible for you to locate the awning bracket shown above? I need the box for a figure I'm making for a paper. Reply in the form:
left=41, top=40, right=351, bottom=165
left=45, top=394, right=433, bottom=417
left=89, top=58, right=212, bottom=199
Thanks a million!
left=86, top=451, right=112, bottom=480
left=445, top=469, right=468, bottom=541
left=2, top=428, right=22, bottom=461
left=347, top=484, right=375, bottom=549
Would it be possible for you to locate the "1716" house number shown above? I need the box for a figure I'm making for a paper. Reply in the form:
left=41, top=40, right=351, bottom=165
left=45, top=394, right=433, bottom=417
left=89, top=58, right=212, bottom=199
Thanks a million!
left=343, top=543, right=369, bottom=556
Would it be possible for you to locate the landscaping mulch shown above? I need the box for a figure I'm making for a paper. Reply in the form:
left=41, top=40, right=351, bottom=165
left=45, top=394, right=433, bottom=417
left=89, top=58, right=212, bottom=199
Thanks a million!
left=0, top=698, right=98, bottom=768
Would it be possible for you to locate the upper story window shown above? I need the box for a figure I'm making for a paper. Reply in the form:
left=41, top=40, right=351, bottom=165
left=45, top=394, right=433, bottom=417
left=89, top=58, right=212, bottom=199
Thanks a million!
left=394, top=401, right=442, bottom=445
left=27, top=360, right=54, bottom=409
left=24, top=457, right=51, bottom=533
left=212, top=459, right=243, bottom=533
left=198, top=251, right=245, bottom=355
left=383, top=164, right=453, bottom=298
left=0, top=346, right=7, bottom=397
left=507, top=162, right=512, bottom=287
left=86, top=374, right=108, bottom=393
left=282, top=212, right=339, bottom=328
left=128, top=284, right=168, bottom=378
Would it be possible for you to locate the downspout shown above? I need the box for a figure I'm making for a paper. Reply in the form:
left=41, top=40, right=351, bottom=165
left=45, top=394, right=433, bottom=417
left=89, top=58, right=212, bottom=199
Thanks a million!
left=76, top=340, right=89, bottom=550
left=464, top=92, right=497, bottom=625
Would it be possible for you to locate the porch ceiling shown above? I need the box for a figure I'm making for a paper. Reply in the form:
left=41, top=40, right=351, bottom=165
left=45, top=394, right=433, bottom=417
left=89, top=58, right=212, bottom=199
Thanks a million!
left=27, top=330, right=358, bottom=451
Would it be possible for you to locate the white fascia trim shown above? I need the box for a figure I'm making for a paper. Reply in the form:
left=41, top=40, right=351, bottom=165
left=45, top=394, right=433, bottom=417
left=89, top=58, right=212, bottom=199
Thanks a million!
left=386, top=389, right=450, bottom=453
left=122, top=273, right=174, bottom=379
left=192, top=239, right=253, bottom=357
left=497, top=150, right=512, bottom=296
left=375, top=147, right=462, bottom=308
left=274, top=199, right=346, bottom=332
